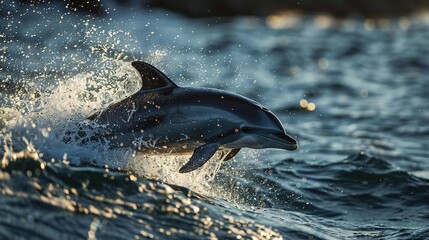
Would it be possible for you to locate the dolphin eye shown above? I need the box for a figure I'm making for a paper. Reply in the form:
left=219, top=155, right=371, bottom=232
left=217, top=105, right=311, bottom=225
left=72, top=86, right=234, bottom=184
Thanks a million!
left=241, top=126, right=252, bottom=132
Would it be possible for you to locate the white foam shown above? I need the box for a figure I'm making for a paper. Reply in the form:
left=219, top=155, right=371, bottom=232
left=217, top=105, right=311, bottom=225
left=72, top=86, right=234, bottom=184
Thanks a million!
left=126, top=151, right=226, bottom=192
left=0, top=57, right=243, bottom=196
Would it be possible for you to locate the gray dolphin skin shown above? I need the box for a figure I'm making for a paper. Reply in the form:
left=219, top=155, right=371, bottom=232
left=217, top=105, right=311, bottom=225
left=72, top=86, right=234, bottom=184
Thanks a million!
left=88, top=61, right=298, bottom=173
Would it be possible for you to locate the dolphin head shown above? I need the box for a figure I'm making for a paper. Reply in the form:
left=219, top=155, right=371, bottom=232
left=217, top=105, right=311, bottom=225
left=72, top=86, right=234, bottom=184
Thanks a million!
left=224, top=101, right=298, bottom=151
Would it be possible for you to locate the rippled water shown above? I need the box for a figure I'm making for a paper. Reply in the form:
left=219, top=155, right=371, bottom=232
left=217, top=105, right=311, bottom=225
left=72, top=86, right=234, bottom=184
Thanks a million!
left=1, top=1, right=429, bottom=239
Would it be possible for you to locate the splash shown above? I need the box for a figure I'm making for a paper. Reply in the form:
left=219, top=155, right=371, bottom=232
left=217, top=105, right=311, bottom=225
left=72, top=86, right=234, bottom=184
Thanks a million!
left=1, top=58, right=234, bottom=195
left=126, top=150, right=227, bottom=194
left=0, top=54, right=237, bottom=197
left=0, top=4, right=249, bottom=200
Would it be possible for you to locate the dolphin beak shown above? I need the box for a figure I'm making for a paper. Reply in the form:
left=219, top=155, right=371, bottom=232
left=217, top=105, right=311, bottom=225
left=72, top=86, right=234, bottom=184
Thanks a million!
left=263, top=131, right=298, bottom=151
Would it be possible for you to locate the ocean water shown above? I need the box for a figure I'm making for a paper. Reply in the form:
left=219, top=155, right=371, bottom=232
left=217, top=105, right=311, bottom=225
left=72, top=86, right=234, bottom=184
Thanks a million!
left=1, top=1, right=429, bottom=239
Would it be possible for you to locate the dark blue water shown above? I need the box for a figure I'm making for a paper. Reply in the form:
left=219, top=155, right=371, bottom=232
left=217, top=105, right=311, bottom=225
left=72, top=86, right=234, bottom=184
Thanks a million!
left=1, top=1, right=429, bottom=239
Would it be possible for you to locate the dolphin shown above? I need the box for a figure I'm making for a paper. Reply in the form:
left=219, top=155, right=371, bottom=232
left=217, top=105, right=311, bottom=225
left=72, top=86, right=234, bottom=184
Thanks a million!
left=88, top=61, right=298, bottom=173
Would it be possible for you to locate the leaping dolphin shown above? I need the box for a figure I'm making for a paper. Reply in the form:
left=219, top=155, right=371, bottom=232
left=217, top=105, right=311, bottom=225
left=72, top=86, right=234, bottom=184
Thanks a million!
left=88, top=61, right=298, bottom=173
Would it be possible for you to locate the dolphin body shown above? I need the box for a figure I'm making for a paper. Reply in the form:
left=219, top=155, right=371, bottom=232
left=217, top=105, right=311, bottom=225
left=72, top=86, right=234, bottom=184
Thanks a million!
left=88, top=61, right=298, bottom=173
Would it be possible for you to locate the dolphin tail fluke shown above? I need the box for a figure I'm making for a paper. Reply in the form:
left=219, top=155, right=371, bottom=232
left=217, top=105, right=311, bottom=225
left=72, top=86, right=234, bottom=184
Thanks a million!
left=179, top=143, right=220, bottom=173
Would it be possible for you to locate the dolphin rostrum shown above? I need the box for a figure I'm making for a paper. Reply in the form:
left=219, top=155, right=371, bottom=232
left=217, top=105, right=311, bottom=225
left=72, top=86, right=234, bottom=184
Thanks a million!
left=88, top=61, right=298, bottom=173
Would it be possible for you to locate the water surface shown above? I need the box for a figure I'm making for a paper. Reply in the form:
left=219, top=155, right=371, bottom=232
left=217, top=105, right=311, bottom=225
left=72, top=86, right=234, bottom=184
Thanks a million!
left=1, top=1, right=429, bottom=239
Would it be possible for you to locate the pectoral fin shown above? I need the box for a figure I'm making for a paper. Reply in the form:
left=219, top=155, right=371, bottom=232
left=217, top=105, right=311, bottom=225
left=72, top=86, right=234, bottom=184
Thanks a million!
left=179, top=143, right=220, bottom=173
left=223, top=148, right=240, bottom=161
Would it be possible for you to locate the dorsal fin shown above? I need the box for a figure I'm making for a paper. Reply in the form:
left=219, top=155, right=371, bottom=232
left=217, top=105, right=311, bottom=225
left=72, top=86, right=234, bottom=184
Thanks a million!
left=131, top=61, right=178, bottom=92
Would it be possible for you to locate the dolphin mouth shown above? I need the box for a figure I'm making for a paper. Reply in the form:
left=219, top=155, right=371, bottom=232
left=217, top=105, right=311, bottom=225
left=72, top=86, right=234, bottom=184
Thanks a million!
left=261, top=132, right=298, bottom=151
